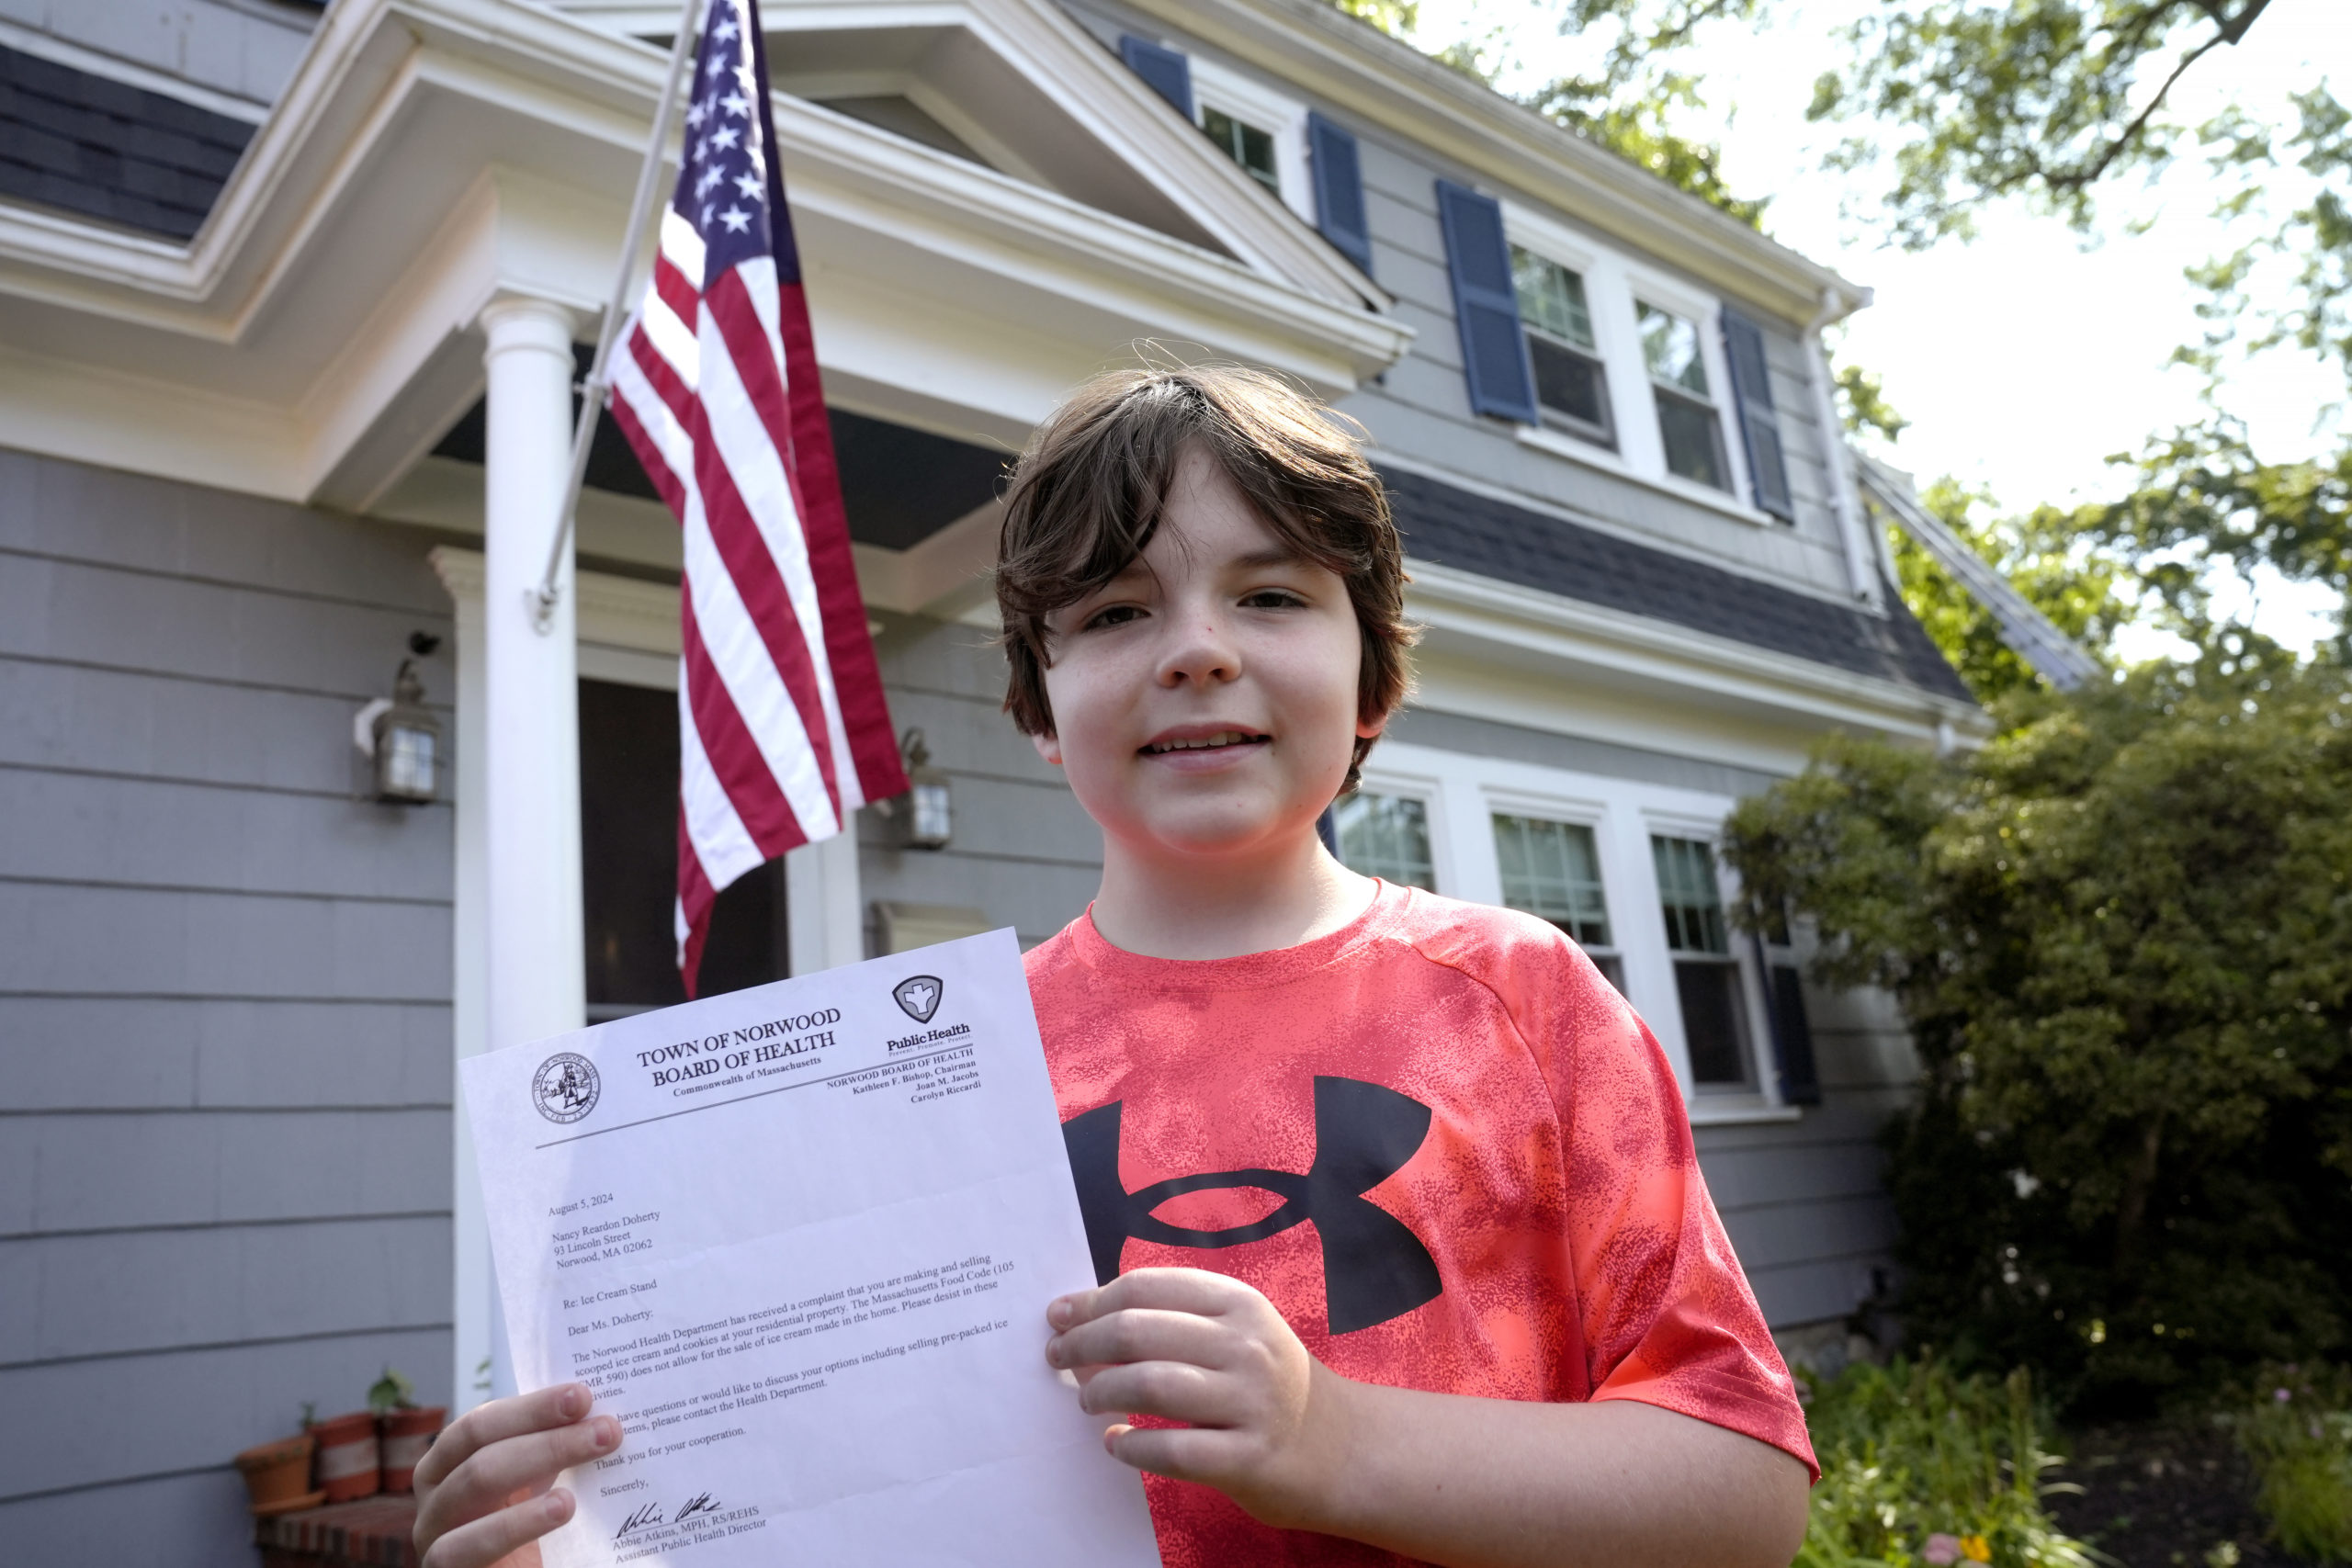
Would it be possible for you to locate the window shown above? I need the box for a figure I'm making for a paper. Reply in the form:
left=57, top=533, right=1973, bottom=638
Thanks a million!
left=1204, top=106, right=1281, bottom=196
left=1493, top=814, right=1623, bottom=991
left=1511, top=247, right=1613, bottom=446
left=1637, top=303, right=1728, bottom=491
left=1187, top=59, right=1317, bottom=226
left=1334, top=792, right=1436, bottom=889
left=1651, top=835, right=1749, bottom=1086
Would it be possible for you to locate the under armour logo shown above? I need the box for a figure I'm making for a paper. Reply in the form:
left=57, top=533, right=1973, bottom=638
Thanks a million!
left=1061, top=1077, right=1442, bottom=1334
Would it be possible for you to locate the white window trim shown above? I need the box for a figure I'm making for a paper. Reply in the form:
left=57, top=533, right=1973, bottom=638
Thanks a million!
left=1357, top=738, right=1799, bottom=1123
left=1513, top=424, right=1777, bottom=527
left=1351, top=759, right=1453, bottom=892
left=1623, top=259, right=1757, bottom=507
left=1188, top=55, right=1317, bottom=227
left=1502, top=201, right=1762, bottom=521
left=1639, top=807, right=1781, bottom=1112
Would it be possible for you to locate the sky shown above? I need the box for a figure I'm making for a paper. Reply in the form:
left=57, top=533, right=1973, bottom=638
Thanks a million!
left=1401, top=0, right=2350, bottom=653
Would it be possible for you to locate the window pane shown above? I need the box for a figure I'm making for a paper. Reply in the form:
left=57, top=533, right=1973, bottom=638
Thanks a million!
left=1510, top=247, right=1594, bottom=348
left=1493, top=814, right=1611, bottom=947
left=1526, top=334, right=1612, bottom=439
left=1204, top=107, right=1281, bottom=195
left=1636, top=303, right=1709, bottom=395
left=1589, top=952, right=1626, bottom=997
left=1334, top=792, right=1435, bottom=889
left=1675, top=959, right=1750, bottom=1084
left=1656, top=389, right=1727, bottom=490
left=1651, top=836, right=1730, bottom=954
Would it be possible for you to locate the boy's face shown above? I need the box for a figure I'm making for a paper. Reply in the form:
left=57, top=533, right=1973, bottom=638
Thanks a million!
left=1032, top=444, right=1379, bottom=863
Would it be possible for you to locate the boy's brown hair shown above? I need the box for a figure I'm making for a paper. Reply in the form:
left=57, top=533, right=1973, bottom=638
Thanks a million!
left=995, top=365, right=1413, bottom=793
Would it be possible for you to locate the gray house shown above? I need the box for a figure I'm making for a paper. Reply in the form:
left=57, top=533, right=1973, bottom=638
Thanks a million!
left=0, top=0, right=1977, bottom=1560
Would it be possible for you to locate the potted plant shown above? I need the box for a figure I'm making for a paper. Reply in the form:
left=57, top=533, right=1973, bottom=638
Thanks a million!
left=311, top=1389, right=381, bottom=1504
left=370, top=1366, right=447, bottom=1495
left=233, top=1407, right=321, bottom=1517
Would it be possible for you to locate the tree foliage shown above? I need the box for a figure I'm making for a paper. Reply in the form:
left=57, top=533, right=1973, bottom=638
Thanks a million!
left=1881, top=419, right=2352, bottom=701
left=1835, top=363, right=1911, bottom=446
left=1525, top=73, right=1769, bottom=226
left=1887, top=481, right=2136, bottom=704
left=1326, top=0, right=1422, bottom=36
left=1810, top=0, right=2278, bottom=246
left=1723, top=661, right=2352, bottom=1407
left=2093, top=418, right=2352, bottom=656
left=1319, top=0, right=1772, bottom=227
left=2188, top=85, right=2352, bottom=382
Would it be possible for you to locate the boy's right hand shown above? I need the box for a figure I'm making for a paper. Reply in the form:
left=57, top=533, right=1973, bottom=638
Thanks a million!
left=412, top=1383, right=622, bottom=1568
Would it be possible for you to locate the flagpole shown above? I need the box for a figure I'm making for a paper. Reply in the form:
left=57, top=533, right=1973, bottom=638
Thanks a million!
left=528, top=0, right=707, bottom=635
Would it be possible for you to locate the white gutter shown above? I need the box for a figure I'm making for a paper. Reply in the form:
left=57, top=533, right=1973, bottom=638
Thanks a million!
left=1803, top=285, right=1884, bottom=610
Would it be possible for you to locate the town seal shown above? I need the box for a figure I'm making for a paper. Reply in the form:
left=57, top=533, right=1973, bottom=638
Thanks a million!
left=532, top=1052, right=600, bottom=1124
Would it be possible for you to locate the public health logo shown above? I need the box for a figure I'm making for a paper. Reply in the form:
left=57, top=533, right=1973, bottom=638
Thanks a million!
left=892, top=975, right=943, bottom=1023
left=532, top=1053, right=600, bottom=1124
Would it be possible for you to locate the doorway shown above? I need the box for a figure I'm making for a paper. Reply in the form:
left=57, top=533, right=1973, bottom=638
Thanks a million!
left=578, top=678, right=786, bottom=1018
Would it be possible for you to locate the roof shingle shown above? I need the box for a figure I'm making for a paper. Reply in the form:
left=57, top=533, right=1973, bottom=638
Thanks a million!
left=0, top=45, right=255, bottom=241
left=1379, top=464, right=1972, bottom=703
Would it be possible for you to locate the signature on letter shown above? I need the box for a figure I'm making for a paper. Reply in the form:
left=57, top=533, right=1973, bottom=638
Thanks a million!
left=616, top=1493, right=724, bottom=1540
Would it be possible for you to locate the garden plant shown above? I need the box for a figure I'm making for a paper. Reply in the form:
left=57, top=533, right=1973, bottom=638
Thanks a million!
left=1796, top=1356, right=2093, bottom=1568
left=1724, top=660, right=2352, bottom=1411
left=2232, top=1366, right=2352, bottom=1562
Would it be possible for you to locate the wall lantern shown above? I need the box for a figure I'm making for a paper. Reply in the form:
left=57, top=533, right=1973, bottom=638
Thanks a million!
left=895, top=728, right=952, bottom=851
left=353, top=642, right=442, bottom=805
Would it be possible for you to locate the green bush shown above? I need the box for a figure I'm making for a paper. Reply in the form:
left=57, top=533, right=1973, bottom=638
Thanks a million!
left=1798, top=1357, right=2094, bottom=1568
left=2233, top=1366, right=2352, bottom=1562
left=1724, top=662, right=2352, bottom=1408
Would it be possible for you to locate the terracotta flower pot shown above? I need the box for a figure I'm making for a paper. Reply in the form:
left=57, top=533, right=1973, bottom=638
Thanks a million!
left=311, top=1410, right=381, bottom=1503
left=233, top=1432, right=316, bottom=1514
left=378, top=1405, right=447, bottom=1493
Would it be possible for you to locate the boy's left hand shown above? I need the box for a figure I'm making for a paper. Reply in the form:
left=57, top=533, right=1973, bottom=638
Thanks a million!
left=1045, top=1267, right=1350, bottom=1529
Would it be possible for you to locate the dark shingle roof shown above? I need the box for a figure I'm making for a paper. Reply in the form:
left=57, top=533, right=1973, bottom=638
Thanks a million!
left=0, top=45, right=256, bottom=241
left=1379, top=464, right=1972, bottom=703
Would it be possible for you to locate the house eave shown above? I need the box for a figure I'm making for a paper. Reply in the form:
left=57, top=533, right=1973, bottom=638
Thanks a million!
left=0, top=0, right=1412, bottom=504
left=1116, top=0, right=1869, bottom=326
left=1405, top=559, right=1987, bottom=749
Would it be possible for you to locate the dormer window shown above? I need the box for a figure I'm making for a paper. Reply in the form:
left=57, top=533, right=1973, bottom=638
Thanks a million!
left=1187, top=56, right=1317, bottom=227
left=1638, top=302, right=1729, bottom=491
left=1203, top=107, right=1280, bottom=196
left=1511, top=247, right=1613, bottom=448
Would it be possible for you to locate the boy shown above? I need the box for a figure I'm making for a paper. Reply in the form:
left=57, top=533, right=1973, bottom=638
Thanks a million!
left=413, top=367, right=1815, bottom=1568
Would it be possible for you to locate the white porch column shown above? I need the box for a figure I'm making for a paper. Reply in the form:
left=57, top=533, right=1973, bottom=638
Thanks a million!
left=429, top=547, right=495, bottom=1411
left=481, top=296, right=587, bottom=1052
left=786, top=827, right=866, bottom=975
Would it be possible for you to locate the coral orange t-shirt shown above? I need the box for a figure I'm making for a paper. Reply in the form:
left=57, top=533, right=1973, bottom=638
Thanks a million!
left=1025, top=881, right=1816, bottom=1567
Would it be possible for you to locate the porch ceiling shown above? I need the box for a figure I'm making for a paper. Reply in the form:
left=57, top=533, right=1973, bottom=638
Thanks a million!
left=0, top=0, right=1411, bottom=509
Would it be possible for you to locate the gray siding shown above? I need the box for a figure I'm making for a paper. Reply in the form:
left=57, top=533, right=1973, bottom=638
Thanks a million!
left=0, top=0, right=315, bottom=112
left=1699, top=981, right=1917, bottom=1329
left=0, top=449, right=455, bottom=1566
left=1063, top=0, right=1864, bottom=612
left=1338, top=130, right=1858, bottom=604
left=859, top=615, right=1102, bottom=949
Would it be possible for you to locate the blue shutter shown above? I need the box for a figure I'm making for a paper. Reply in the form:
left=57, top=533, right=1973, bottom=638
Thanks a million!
left=1306, top=111, right=1373, bottom=275
left=1720, top=307, right=1794, bottom=520
left=1118, top=35, right=1193, bottom=119
left=1768, top=964, right=1821, bottom=1105
left=1434, top=180, right=1537, bottom=424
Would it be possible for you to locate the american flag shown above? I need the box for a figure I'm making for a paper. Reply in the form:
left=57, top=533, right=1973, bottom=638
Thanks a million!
left=608, top=0, right=907, bottom=992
